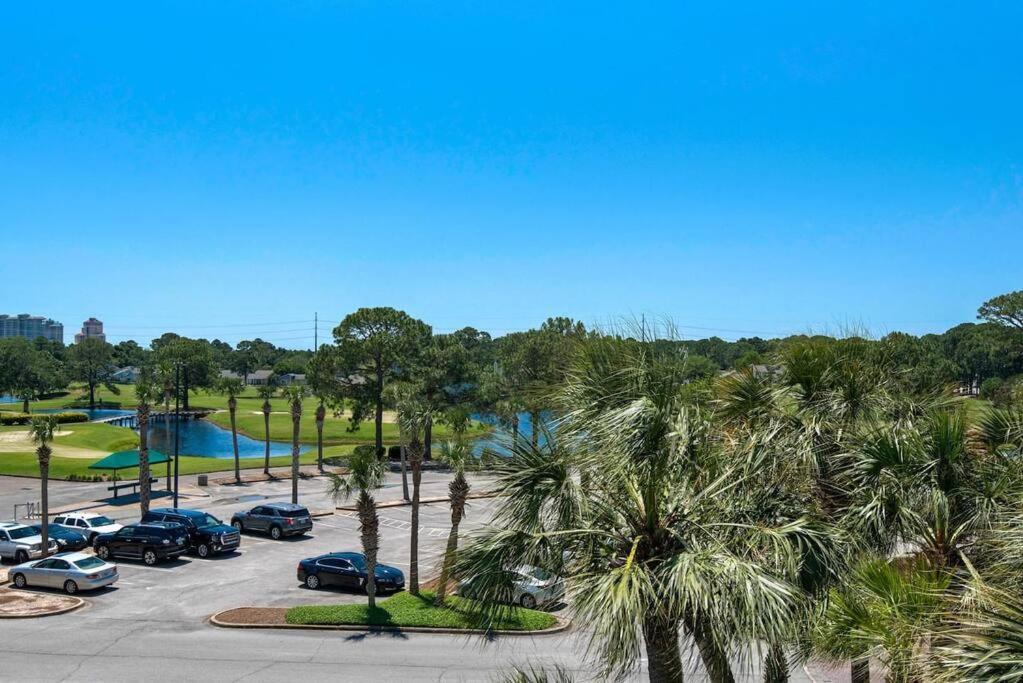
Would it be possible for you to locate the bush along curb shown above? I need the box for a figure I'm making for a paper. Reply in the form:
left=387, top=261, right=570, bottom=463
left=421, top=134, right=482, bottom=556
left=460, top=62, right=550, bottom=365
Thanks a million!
left=208, top=608, right=571, bottom=636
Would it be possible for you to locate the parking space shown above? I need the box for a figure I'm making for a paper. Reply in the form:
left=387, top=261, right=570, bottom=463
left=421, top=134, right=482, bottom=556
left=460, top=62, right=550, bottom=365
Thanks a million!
left=5, top=470, right=500, bottom=622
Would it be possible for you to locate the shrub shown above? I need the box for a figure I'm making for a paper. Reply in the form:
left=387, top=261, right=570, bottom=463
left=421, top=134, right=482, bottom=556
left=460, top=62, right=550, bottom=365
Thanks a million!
left=0, top=411, right=89, bottom=426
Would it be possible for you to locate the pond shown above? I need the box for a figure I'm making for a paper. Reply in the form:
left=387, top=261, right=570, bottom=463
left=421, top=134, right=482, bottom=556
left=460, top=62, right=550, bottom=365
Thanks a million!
left=35, top=407, right=302, bottom=460
left=36, top=408, right=136, bottom=420
left=144, top=418, right=303, bottom=460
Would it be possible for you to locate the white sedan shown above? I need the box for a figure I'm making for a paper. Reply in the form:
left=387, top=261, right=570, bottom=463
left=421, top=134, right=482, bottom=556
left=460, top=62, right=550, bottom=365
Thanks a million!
left=10, top=551, right=119, bottom=594
left=459, top=565, right=566, bottom=609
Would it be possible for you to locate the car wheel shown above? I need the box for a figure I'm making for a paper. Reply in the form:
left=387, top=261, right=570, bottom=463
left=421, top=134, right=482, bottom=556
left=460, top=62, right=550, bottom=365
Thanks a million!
left=143, top=550, right=159, bottom=566
left=89, top=532, right=98, bottom=545
left=232, top=520, right=243, bottom=532
left=519, top=593, right=537, bottom=609
left=12, top=573, right=27, bottom=589
left=196, top=543, right=211, bottom=558
left=305, top=574, right=320, bottom=589
left=96, top=545, right=111, bottom=560
left=14, top=550, right=28, bottom=565
left=270, top=526, right=282, bottom=540
left=64, top=580, right=79, bottom=595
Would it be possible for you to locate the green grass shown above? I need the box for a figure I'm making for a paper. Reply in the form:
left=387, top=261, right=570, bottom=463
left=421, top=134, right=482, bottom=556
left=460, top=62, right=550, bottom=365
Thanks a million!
left=3, top=384, right=490, bottom=447
left=205, top=410, right=476, bottom=445
left=0, top=422, right=139, bottom=452
left=284, top=591, right=557, bottom=631
left=0, top=447, right=353, bottom=480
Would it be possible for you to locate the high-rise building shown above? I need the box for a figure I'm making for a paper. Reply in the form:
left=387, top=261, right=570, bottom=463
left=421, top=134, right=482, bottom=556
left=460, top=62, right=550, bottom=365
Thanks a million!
left=74, top=317, right=106, bottom=344
left=0, top=314, right=64, bottom=344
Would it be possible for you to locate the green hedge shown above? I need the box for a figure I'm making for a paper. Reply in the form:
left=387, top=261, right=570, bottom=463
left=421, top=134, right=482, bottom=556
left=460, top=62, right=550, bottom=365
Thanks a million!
left=0, top=412, right=91, bottom=426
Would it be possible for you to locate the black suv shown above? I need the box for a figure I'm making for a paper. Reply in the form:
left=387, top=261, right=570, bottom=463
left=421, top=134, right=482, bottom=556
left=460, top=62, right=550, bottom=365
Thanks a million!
left=141, top=508, right=241, bottom=557
left=94, top=523, right=189, bottom=566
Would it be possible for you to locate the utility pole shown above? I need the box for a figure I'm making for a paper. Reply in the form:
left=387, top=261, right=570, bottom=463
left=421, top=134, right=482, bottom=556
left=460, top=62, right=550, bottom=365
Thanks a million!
left=173, top=364, right=180, bottom=508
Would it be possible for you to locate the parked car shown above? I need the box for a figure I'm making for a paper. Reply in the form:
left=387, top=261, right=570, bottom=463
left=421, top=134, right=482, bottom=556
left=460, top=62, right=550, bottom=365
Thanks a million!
left=53, top=512, right=122, bottom=544
left=458, top=565, right=566, bottom=609
left=10, top=551, right=118, bottom=594
left=231, top=503, right=313, bottom=540
left=94, top=522, right=189, bottom=566
left=29, top=524, right=89, bottom=552
left=0, top=522, right=59, bottom=564
left=297, top=552, right=405, bottom=593
left=141, top=508, right=240, bottom=557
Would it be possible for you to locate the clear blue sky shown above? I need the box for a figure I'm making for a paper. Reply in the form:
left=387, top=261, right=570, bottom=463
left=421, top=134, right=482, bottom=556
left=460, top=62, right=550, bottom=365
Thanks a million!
left=2, top=2, right=1021, bottom=347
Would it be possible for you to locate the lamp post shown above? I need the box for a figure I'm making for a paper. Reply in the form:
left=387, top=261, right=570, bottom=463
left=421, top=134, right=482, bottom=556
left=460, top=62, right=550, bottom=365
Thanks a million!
left=173, top=364, right=180, bottom=507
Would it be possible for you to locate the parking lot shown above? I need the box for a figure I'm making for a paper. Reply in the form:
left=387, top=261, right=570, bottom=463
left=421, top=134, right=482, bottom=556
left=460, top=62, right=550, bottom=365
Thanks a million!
left=4, top=469, right=502, bottom=622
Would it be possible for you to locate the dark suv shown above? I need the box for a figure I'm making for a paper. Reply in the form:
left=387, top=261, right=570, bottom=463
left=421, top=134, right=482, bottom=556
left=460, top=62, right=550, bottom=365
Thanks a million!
left=231, top=503, right=313, bottom=540
left=141, top=508, right=240, bottom=557
left=94, top=523, right=189, bottom=566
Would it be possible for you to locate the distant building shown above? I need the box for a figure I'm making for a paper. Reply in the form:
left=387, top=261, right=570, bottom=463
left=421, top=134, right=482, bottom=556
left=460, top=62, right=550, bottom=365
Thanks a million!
left=220, top=369, right=275, bottom=386
left=112, top=367, right=141, bottom=383
left=74, top=317, right=106, bottom=344
left=277, top=373, right=307, bottom=386
left=0, top=314, right=64, bottom=343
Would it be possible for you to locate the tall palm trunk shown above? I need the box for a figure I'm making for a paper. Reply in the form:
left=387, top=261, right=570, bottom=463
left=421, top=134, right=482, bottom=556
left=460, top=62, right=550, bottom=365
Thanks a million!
left=691, top=616, right=735, bottom=683
left=358, top=489, right=380, bottom=609
left=138, top=403, right=151, bottom=514
left=409, top=436, right=423, bottom=595
left=315, top=402, right=325, bottom=473
left=763, top=643, right=788, bottom=683
left=262, top=399, right=271, bottom=475
left=530, top=410, right=540, bottom=448
left=643, top=612, right=685, bottom=683
left=400, top=445, right=410, bottom=501
left=229, top=396, right=240, bottom=484
left=37, top=444, right=51, bottom=558
left=434, top=469, right=469, bottom=606
left=424, top=415, right=432, bottom=461
left=374, top=368, right=384, bottom=458
left=511, top=412, right=519, bottom=442
left=291, top=399, right=302, bottom=504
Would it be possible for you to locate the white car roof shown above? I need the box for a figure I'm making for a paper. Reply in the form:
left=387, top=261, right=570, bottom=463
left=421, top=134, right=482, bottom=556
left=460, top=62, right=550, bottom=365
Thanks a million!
left=63, top=512, right=104, bottom=519
left=51, top=551, right=97, bottom=562
left=0, top=522, right=31, bottom=531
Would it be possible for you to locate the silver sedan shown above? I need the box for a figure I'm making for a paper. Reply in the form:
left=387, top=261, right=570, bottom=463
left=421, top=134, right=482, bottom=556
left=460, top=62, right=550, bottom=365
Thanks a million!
left=10, top=551, right=118, bottom=594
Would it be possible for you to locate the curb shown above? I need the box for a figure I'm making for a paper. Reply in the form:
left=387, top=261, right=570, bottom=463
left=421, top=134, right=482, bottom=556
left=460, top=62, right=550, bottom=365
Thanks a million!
left=0, top=593, right=86, bottom=619
left=208, top=608, right=571, bottom=636
left=338, top=491, right=498, bottom=512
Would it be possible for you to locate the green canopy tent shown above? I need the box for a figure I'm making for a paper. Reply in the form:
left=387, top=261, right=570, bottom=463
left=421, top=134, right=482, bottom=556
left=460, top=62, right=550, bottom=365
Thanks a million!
left=89, top=450, right=169, bottom=498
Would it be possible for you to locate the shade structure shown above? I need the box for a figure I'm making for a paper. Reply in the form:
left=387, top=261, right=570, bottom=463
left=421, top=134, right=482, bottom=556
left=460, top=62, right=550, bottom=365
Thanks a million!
left=89, top=450, right=170, bottom=470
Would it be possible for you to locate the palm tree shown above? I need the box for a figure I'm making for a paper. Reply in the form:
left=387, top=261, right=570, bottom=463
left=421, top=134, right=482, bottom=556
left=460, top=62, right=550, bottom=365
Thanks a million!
left=327, top=447, right=385, bottom=608
left=256, top=383, right=276, bottom=476
left=434, top=436, right=472, bottom=606
left=456, top=335, right=831, bottom=683
left=813, top=558, right=947, bottom=683
left=157, top=360, right=174, bottom=490
left=216, top=377, right=246, bottom=484
left=30, top=415, right=58, bottom=558
left=135, top=372, right=159, bottom=515
left=394, top=386, right=429, bottom=596
left=283, top=385, right=305, bottom=503
left=315, top=398, right=326, bottom=473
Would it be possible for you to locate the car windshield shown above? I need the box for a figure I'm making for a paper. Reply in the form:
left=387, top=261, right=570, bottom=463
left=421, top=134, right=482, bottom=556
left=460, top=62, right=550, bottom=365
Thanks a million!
left=281, top=508, right=309, bottom=518
left=8, top=527, right=36, bottom=540
left=197, top=514, right=222, bottom=527
left=89, top=516, right=114, bottom=527
left=522, top=566, right=554, bottom=582
left=74, top=557, right=106, bottom=570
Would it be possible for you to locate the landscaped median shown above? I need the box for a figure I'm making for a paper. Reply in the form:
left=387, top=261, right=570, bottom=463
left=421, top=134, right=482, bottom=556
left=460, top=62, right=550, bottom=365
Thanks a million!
left=211, top=591, right=568, bottom=635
